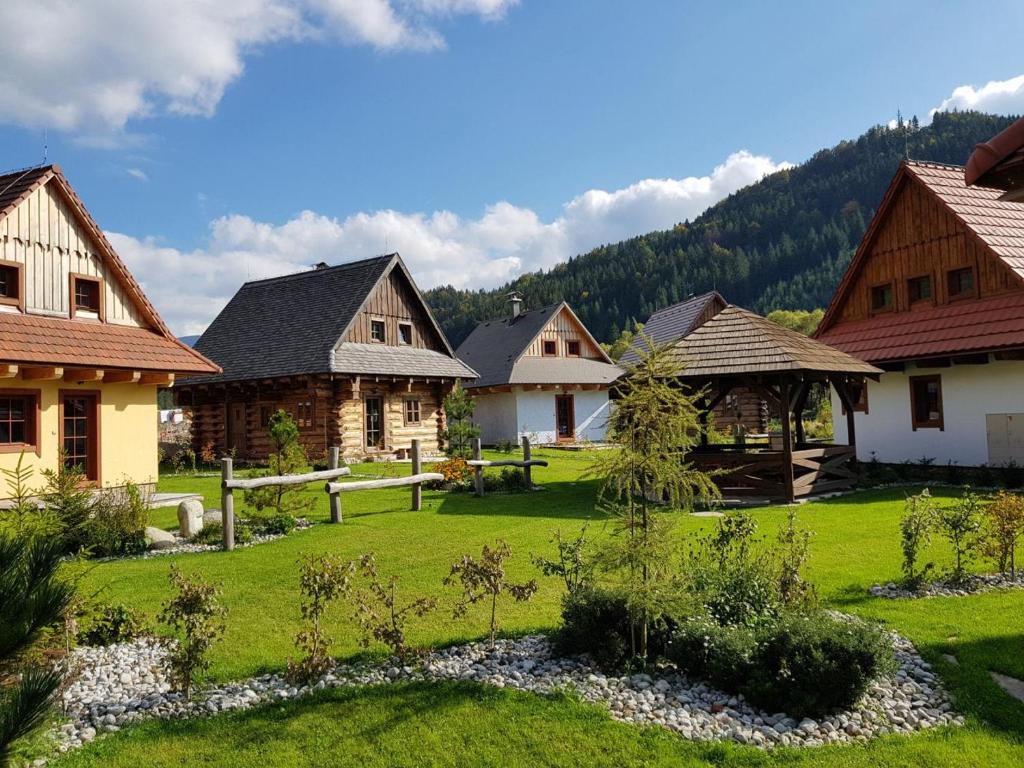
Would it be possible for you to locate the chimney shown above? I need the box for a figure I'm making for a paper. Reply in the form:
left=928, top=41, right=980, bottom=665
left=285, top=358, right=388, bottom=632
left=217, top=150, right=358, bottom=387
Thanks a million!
left=313, top=261, right=329, bottom=270
left=506, top=291, right=524, bottom=319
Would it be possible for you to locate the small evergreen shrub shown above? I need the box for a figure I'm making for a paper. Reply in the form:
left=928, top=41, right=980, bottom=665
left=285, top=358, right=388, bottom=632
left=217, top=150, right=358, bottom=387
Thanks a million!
left=666, top=618, right=756, bottom=692
left=553, top=586, right=637, bottom=670
left=78, top=604, right=147, bottom=646
left=82, top=483, right=149, bottom=557
left=254, top=514, right=297, bottom=536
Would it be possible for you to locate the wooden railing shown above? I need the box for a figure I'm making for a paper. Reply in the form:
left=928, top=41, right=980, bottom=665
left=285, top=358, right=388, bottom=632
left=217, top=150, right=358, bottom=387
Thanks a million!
left=469, top=436, right=549, bottom=496
left=324, top=439, right=441, bottom=521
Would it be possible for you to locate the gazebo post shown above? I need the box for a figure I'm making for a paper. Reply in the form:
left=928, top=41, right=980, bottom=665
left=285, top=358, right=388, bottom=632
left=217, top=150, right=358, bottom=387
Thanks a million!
left=779, top=378, right=795, bottom=503
left=699, top=395, right=709, bottom=447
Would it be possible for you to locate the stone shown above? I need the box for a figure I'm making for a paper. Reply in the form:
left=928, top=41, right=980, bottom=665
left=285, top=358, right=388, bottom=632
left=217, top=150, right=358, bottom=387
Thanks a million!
left=145, top=526, right=178, bottom=550
left=203, top=509, right=240, bottom=527
left=177, top=499, right=205, bottom=538
left=990, top=671, right=1024, bottom=703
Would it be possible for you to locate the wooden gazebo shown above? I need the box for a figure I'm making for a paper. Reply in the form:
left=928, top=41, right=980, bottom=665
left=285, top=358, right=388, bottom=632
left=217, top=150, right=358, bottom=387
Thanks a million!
left=670, top=306, right=882, bottom=502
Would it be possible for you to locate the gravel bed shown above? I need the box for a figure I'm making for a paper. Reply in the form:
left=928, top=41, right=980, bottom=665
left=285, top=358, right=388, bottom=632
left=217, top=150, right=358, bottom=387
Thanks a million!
left=870, top=572, right=1024, bottom=599
left=49, top=626, right=962, bottom=758
left=95, top=519, right=313, bottom=561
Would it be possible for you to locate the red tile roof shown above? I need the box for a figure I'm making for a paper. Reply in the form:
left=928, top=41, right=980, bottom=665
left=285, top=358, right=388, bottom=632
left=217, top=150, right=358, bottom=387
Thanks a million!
left=0, top=311, right=218, bottom=373
left=965, top=116, right=1024, bottom=190
left=817, top=292, right=1024, bottom=363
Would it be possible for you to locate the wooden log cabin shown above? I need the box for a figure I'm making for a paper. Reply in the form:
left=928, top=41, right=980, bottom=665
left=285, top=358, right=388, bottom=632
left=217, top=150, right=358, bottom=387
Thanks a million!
left=622, top=292, right=769, bottom=434
left=174, top=254, right=477, bottom=462
left=816, top=156, right=1024, bottom=467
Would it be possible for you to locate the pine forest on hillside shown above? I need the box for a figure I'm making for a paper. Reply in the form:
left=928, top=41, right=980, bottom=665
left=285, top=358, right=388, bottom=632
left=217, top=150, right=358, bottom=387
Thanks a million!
left=424, top=111, right=1017, bottom=346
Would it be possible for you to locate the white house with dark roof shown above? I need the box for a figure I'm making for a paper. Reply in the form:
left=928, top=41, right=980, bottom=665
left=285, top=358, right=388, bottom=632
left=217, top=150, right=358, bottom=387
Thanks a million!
left=455, top=294, right=621, bottom=445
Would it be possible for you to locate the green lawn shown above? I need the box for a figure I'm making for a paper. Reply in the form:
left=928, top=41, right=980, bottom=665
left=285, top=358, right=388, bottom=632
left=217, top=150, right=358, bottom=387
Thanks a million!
left=54, top=451, right=1024, bottom=766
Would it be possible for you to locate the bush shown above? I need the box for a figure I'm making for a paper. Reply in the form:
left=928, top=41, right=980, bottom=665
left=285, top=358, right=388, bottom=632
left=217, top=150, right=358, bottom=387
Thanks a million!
left=288, top=554, right=351, bottom=683
left=667, top=618, right=756, bottom=692
left=253, top=514, right=297, bottom=536
left=82, top=483, right=149, bottom=557
left=191, top=521, right=253, bottom=546
left=481, top=467, right=528, bottom=493
left=159, top=566, right=227, bottom=699
left=78, top=603, right=147, bottom=646
left=743, top=613, right=895, bottom=718
left=40, top=462, right=93, bottom=554
left=900, top=490, right=937, bottom=588
left=979, top=491, right=1024, bottom=576
left=937, top=488, right=982, bottom=583
left=428, top=457, right=473, bottom=490
left=553, top=586, right=638, bottom=670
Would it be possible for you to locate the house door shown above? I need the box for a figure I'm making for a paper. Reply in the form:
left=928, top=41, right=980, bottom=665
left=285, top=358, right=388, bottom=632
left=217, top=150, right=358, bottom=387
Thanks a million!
left=227, top=402, right=247, bottom=454
left=62, top=392, right=99, bottom=482
left=365, top=396, right=384, bottom=449
left=555, top=394, right=575, bottom=442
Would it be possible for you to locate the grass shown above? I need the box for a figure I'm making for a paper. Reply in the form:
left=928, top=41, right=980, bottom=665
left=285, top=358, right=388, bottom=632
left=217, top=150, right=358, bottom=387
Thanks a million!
left=51, top=450, right=1024, bottom=766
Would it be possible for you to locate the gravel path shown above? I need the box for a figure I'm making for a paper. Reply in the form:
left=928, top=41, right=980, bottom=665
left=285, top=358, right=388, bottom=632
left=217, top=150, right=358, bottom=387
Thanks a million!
left=50, top=627, right=962, bottom=758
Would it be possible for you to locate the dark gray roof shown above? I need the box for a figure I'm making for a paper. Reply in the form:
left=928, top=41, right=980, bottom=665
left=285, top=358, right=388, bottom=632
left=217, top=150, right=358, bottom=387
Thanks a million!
left=332, top=342, right=476, bottom=378
left=183, top=254, right=474, bottom=384
left=620, top=291, right=726, bottom=364
left=456, top=302, right=621, bottom=388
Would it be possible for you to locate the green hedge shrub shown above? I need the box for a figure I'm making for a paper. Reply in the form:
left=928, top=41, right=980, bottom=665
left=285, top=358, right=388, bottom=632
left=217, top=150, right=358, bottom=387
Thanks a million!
left=78, top=603, right=147, bottom=646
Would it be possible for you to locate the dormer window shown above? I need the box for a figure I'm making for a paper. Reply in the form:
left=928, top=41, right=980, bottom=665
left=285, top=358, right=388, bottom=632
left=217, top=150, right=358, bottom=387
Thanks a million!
left=371, top=319, right=386, bottom=342
left=0, top=260, right=22, bottom=310
left=567, top=340, right=581, bottom=357
left=542, top=340, right=557, bottom=356
left=71, top=274, right=102, bottom=318
left=870, top=282, right=893, bottom=313
left=398, top=322, right=412, bottom=345
left=947, top=267, right=975, bottom=301
left=907, top=274, right=932, bottom=305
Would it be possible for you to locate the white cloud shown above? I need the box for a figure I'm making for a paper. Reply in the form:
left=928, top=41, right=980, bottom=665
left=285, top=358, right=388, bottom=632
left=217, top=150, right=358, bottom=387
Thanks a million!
left=126, top=168, right=149, bottom=182
left=930, top=74, right=1024, bottom=118
left=0, top=0, right=516, bottom=136
left=108, top=149, right=790, bottom=335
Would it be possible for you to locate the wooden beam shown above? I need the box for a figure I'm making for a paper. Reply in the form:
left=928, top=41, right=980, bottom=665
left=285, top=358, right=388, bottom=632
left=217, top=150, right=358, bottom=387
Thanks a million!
left=103, top=370, right=141, bottom=384
left=779, top=378, right=795, bottom=503
left=0, top=365, right=18, bottom=379
left=139, top=372, right=175, bottom=387
left=21, top=366, right=62, bottom=380
left=64, top=368, right=103, bottom=384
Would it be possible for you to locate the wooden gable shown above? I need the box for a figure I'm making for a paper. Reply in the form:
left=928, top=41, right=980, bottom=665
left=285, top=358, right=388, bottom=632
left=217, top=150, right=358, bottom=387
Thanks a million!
left=344, top=263, right=448, bottom=352
left=828, top=170, right=1023, bottom=326
left=0, top=173, right=149, bottom=328
left=523, top=304, right=607, bottom=359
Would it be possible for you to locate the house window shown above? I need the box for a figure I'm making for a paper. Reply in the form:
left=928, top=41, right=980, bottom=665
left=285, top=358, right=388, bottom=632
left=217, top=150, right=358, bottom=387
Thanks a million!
left=566, top=340, right=581, bottom=357
left=907, top=274, right=932, bottom=304
left=0, top=391, right=38, bottom=452
left=296, top=400, right=314, bottom=428
left=870, top=282, right=893, bottom=313
left=371, top=319, right=386, bottom=342
left=259, top=405, right=273, bottom=428
left=404, top=398, right=421, bottom=426
left=399, top=322, right=413, bottom=345
left=910, top=375, right=943, bottom=430
left=542, top=340, right=557, bottom=356
left=947, top=267, right=975, bottom=300
left=0, top=261, right=22, bottom=309
left=71, top=275, right=102, bottom=316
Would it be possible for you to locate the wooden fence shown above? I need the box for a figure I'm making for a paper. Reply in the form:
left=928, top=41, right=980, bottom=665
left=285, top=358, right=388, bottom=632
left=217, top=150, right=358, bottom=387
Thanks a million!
left=468, top=436, right=548, bottom=496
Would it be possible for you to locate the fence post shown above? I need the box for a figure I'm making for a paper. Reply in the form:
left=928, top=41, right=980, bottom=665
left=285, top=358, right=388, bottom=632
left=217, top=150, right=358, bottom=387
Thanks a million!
left=221, top=457, right=235, bottom=551
left=411, top=439, right=422, bottom=511
left=473, top=438, right=484, bottom=497
left=328, top=446, right=342, bottom=523
left=522, top=435, right=532, bottom=490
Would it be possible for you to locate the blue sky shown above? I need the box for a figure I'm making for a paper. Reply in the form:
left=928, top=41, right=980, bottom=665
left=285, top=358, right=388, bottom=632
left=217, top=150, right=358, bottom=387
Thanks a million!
left=2, top=1, right=1023, bottom=334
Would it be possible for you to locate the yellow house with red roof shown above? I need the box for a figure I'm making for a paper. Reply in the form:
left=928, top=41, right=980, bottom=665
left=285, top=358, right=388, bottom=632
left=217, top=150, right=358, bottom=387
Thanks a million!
left=0, top=165, right=219, bottom=493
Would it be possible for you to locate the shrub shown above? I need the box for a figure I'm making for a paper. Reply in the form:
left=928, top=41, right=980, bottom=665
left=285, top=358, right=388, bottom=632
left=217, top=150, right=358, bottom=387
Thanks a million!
left=253, top=514, right=297, bottom=536
left=999, top=460, right=1024, bottom=489
left=495, top=440, right=515, bottom=454
left=191, top=521, right=252, bottom=546
left=243, top=411, right=314, bottom=517
left=937, top=488, right=982, bottom=583
left=441, top=382, right=480, bottom=459
left=900, top=490, right=937, bottom=588
left=743, top=613, right=895, bottom=718
left=78, top=604, right=147, bottom=646
left=553, top=586, right=644, bottom=670
left=481, top=467, right=528, bottom=493
left=82, top=483, right=149, bottom=557
left=532, top=524, right=593, bottom=593
left=775, top=509, right=816, bottom=608
left=40, top=462, right=93, bottom=554
left=340, top=554, right=437, bottom=663
left=287, top=554, right=351, bottom=683
left=159, top=566, right=227, bottom=699
left=428, top=457, right=473, bottom=490
left=666, top=618, right=756, bottom=692
left=979, top=491, right=1024, bottom=577
left=446, top=540, right=537, bottom=648
left=0, top=451, right=40, bottom=536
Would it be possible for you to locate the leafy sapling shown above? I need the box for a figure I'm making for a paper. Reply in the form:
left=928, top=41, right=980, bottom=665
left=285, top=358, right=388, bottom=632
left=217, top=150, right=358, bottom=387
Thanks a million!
left=446, top=541, right=537, bottom=649
left=900, top=490, right=937, bottom=589
left=531, top=524, right=593, bottom=594
left=979, top=491, right=1024, bottom=577
left=287, top=554, right=351, bottom=683
left=159, top=566, right=227, bottom=700
left=937, top=488, right=982, bottom=584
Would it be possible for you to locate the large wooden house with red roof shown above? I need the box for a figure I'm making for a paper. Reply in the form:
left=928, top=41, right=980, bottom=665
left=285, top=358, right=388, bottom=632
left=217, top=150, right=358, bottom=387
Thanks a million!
left=816, top=145, right=1024, bottom=467
left=0, top=165, right=219, bottom=493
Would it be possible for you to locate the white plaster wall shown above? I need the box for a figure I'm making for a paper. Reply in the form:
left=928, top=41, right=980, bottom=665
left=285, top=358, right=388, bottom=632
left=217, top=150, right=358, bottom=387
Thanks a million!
left=831, top=358, right=1024, bottom=466
left=514, top=389, right=611, bottom=444
left=471, top=392, right=519, bottom=445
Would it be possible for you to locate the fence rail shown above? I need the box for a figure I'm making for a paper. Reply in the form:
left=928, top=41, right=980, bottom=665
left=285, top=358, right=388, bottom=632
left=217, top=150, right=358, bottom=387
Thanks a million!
left=471, top=436, right=547, bottom=496
left=323, top=439, right=433, bottom=522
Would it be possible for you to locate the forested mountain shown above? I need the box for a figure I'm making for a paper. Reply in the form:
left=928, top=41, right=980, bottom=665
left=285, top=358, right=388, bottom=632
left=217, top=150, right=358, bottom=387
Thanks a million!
left=425, top=111, right=1017, bottom=346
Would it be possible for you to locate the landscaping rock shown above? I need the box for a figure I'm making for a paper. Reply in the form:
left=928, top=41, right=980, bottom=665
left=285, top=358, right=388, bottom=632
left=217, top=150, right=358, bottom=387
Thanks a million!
left=869, top=572, right=1024, bottom=599
left=145, top=526, right=177, bottom=550
left=51, top=621, right=963, bottom=761
left=177, top=499, right=205, bottom=538
left=203, top=509, right=240, bottom=527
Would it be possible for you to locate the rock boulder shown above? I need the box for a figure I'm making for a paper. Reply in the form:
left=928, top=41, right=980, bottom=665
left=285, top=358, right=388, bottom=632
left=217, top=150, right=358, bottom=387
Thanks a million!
left=177, top=499, right=205, bottom=538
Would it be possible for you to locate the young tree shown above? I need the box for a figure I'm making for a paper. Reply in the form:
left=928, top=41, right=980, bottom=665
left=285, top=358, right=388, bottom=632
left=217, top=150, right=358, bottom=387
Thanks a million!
left=441, top=382, right=480, bottom=459
left=937, top=488, right=982, bottom=584
left=288, top=554, right=351, bottom=683
left=532, top=525, right=593, bottom=594
left=0, top=534, right=75, bottom=766
left=900, top=490, right=937, bottom=588
left=979, top=491, right=1024, bottom=577
left=244, top=410, right=314, bottom=517
left=589, top=340, right=719, bottom=660
left=446, top=541, right=537, bottom=649
left=159, top=567, right=227, bottom=700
